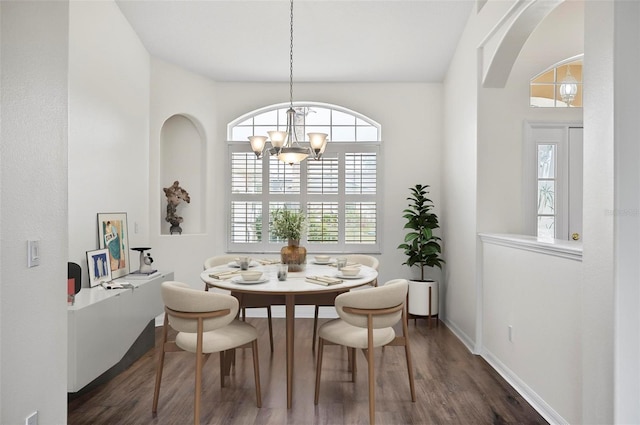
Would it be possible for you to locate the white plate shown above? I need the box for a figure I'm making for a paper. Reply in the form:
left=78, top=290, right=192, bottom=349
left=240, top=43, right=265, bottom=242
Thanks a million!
left=227, top=260, right=260, bottom=268
left=312, top=260, right=333, bottom=265
left=336, top=273, right=363, bottom=280
left=231, top=276, right=269, bottom=285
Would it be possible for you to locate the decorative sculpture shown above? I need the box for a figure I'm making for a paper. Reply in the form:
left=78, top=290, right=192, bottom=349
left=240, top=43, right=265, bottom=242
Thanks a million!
left=163, top=181, right=191, bottom=235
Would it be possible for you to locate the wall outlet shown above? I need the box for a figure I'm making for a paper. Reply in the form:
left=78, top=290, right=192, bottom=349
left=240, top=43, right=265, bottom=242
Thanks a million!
left=508, top=325, right=513, bottom=342
left=26, top=411, right=38, bottom=425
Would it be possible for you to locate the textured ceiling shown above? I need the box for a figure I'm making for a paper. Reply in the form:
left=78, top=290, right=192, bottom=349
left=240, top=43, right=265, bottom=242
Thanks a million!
left=116, top=0, right=474, bottom=83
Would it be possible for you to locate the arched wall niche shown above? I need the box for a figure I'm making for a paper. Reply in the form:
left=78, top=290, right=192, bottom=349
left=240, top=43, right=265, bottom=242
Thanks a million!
left=160, top=113, right=206, bottom=235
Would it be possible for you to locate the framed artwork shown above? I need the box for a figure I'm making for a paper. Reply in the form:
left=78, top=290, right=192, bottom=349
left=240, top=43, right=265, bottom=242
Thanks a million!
left=97, top=212, right=130, bottom=279
left=86, top=248, right=112, bottom=287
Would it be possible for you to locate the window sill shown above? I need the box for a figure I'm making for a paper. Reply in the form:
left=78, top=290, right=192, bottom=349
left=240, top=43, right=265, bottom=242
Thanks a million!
left=478, top=233, right=582, bottom=261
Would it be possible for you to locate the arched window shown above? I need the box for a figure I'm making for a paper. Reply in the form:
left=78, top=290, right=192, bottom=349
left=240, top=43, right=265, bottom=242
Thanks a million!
left=227, top=102, right=381, bottom=253
left=530, top=55, right=583, bottom=108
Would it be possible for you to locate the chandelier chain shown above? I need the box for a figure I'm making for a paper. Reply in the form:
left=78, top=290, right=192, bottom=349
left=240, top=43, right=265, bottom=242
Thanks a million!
left=289, top=0, right=294, bottom=107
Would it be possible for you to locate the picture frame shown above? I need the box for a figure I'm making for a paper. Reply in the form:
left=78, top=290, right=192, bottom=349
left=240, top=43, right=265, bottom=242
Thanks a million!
left=86, top=248, right=112, bottom=287
left=97, top=212, right=130, bottom=279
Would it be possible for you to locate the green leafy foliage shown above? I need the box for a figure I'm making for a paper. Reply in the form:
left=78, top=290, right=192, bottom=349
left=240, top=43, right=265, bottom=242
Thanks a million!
left=271, top=208, right=307, bottom=242
left=397, top=184, right=444, bottom=280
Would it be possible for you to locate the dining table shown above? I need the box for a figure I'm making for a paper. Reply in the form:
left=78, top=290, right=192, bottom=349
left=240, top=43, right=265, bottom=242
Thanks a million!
left=200, top=259, right=378, bottom=408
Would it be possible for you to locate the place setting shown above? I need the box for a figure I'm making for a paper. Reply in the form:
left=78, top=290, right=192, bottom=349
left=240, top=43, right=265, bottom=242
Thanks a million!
left=231, top=270, right=269, bottom=285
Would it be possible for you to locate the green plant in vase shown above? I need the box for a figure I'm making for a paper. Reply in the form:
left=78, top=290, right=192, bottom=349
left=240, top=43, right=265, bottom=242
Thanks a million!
left=272, top=208, right=307, bottom=271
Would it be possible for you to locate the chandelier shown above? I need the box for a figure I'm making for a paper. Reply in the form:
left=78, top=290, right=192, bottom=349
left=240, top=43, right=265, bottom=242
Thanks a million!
left=559, top=64, right=578, bottom=107
left=248, top=0, right=328, bottom=165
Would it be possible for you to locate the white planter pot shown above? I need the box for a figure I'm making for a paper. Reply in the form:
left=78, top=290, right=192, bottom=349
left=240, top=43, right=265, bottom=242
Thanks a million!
left=408, top=279, right=438, bottom=316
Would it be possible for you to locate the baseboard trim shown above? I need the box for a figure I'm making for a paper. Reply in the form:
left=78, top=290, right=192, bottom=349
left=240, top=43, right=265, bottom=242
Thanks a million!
left=481, top=348, right=568, bottom=425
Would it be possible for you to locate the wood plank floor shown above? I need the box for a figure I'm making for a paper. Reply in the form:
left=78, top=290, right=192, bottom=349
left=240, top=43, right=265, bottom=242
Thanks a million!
left=68, top=318, right=548, bottom=425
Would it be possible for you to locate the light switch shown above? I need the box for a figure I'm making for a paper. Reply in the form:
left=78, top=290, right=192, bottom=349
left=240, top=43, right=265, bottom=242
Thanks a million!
left=27, top=240, right=40, bottom=268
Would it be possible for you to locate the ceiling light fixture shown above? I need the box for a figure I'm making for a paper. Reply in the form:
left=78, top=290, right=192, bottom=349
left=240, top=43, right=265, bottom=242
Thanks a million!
left=559, top=64, right=578, bottom=107
left=248, top=0, right=328, bottom=165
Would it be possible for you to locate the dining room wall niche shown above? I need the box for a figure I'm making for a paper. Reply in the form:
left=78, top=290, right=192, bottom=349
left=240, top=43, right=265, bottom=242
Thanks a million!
left=160, top=114, right=205, bottom=235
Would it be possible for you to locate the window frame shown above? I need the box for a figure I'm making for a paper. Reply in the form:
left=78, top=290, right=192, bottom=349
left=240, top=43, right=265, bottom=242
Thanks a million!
left=226, top=102, right=382, bottom=254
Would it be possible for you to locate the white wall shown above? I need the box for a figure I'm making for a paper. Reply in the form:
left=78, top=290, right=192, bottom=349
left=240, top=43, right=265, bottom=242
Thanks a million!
left=149, top=63, right=445, bottom=292
left=481, top=238, right=582, bottom=424
left=442, top=0, right=516, bottom=350
left=68, top=1, right=150, bottom=285
left=582, top=1, right=615, bottom=423
left=611, top=3, right=640, bottom=422
left=0, top=2, right=69, bottom=424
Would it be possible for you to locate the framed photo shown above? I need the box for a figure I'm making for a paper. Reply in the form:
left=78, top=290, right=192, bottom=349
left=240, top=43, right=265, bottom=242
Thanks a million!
left=86, top=248, right=111, bottom=287
left=97, top=212, right=130, bottom=279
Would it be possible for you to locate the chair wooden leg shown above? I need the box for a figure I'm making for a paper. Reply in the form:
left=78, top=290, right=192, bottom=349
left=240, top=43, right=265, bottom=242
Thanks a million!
left=152, top=315, right=169, bottom=413
left=252, top=339, right=262, bottom=407
left=241, top=307, right=246, bottom=321
left=402, top=310, right=417, bottom=402
left=314, top=337, right=325, bottom=404
left=267, top=306, right=274, bottom=353
left=312, top=305, right=320, bottom=352
left=194, top=323, right=204, bottom=425
left=219, top=352, right=225, bottom=388
left=367, top=320, right=376, bottom=425
left=353, top=347, right=357, bottom=380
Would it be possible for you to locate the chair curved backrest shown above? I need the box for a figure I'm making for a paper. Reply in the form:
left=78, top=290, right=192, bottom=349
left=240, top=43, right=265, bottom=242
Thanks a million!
left=345, top=254, right=379, bottom=271
left=203, top=254, right=239, bottom=270
left=161, top=281, right=239, bottom=333
left=334, top=278, right=408, bottom=329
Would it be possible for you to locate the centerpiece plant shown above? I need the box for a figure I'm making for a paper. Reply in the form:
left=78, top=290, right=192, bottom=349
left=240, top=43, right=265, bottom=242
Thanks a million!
left=272, top=208, right=307, bottom=271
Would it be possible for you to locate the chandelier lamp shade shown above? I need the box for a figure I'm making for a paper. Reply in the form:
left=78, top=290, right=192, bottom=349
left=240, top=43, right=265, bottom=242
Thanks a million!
left=559, top=65, right=578, bottom=106
left=248, top=0, right=328, bottom=165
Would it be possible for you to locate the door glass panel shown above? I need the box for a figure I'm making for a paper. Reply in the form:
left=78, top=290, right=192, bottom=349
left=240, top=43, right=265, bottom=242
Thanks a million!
left=537, top=216, right=555, bottom=239
left=537, top=181, right=555, bottom=215
left=537, top=144, right=555, bottom=178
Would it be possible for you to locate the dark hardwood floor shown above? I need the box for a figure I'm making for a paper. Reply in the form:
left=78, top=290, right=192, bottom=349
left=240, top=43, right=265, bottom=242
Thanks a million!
left=68, top=317, right=548, bottom=425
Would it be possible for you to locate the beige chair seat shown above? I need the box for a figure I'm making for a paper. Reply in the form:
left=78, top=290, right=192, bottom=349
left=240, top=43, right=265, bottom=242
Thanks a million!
left=318, top=318, right=395, bottom=349
left=176, top=320, right=258, bottom=353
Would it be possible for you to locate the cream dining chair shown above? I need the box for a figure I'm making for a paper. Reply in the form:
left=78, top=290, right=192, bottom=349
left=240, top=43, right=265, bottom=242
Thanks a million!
left=312, top=254, right=379, bottom=352
left=314, top=278, right=415, bottom=425
left=203, top=255, right=274, bottom=352
left=152, top=281, right=261, bottom=425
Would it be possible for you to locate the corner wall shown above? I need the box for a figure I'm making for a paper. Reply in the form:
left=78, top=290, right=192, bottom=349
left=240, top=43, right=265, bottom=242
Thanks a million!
left=68, top=1, right=150, bottom=283
left=1, top=2, right=69, bottom=423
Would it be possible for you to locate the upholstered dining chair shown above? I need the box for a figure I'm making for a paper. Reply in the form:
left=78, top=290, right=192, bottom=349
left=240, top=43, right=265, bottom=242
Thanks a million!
left=203, top=255, right=274, bottom=352
left=314, top=278, right=415, bottom=425
left=312, top=254, right=380, bottom=352
left=152, top=281, right=261, bottom=425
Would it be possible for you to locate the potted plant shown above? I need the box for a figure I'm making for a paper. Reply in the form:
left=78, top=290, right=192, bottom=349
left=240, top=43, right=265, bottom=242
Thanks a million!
left=272, top=208, right=307, bottom=271
left=398, top=184, right=444, bottom=325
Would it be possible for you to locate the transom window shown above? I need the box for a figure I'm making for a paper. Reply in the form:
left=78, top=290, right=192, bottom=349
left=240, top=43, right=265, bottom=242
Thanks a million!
left=530, top=56, right=583, bottom=108
left=227, top=102, right=381, bottom=253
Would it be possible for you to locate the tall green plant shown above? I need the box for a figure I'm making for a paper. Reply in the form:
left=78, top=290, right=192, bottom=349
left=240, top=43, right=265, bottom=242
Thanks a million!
left=397, top=184, right=444, bottom=280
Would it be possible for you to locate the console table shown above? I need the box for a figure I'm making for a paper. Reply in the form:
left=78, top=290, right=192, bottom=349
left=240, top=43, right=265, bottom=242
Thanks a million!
left=67, top=271, right=173, bottom=393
